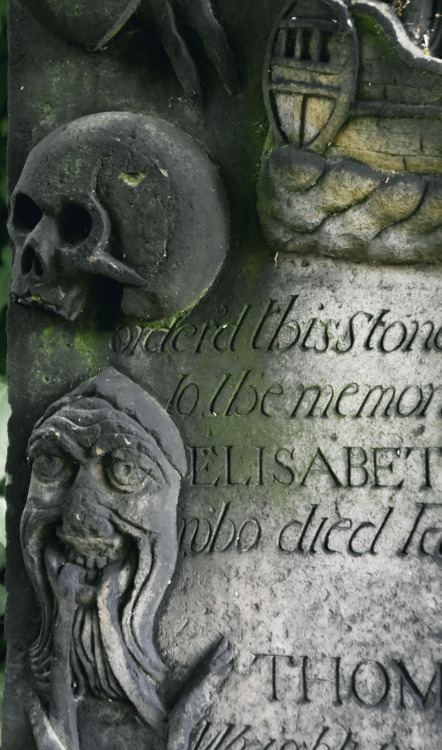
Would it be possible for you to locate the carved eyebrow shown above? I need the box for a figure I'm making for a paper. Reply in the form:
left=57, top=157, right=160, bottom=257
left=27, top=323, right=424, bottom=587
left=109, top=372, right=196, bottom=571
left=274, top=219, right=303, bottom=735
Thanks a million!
left=28, top=433, right=88, bottom=465
left=91, top=432, right=172, bottom=482
left=29, top=414, right=179, bottom=483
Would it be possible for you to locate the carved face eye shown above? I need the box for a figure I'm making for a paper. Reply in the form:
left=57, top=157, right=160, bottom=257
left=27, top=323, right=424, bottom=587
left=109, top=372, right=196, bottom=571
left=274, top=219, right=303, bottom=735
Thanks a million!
left=32, top=454, right=75, bottom=483
left=105, top=458, right=151, bottom=493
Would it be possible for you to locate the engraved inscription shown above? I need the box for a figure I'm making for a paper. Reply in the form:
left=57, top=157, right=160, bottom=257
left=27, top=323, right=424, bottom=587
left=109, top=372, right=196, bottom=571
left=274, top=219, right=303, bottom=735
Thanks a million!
left=179, top=501, right=442, bottom=562
left=167, top=376, right=442, bottom=420
left=112, top=297, right=442, bottom=358
left=190, top=721, right=431, bottom=750
left=252, top=653, right=442, bottom=710
left=188, top=445, right=442, bottom=491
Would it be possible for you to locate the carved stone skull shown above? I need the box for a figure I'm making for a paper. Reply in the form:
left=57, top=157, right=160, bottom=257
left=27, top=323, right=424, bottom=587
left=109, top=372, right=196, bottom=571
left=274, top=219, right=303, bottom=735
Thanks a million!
left=8, top=113, right=228, bottom=320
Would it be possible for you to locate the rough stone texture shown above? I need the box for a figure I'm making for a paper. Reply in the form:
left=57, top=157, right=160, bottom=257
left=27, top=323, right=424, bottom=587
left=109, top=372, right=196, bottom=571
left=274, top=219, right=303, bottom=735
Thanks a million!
left=18, top=367, right=232, bottom=749
left=3, top=0, right=442, bottom=748
left=258, top=0, right=442, bottom=261
left=8, top=113, right=228, bottom=321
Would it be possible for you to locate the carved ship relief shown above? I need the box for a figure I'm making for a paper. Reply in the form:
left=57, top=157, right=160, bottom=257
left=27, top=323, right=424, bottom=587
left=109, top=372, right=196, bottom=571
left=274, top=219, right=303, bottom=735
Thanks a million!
left=258, top=0, right=442, bottom=262
left=265, top=0, right=358, bottom=152
left=265, top=0, right=442, bottom=173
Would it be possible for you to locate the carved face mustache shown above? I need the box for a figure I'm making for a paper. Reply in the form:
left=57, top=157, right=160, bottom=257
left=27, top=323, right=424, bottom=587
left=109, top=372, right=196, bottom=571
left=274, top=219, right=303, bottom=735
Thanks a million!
left=45, top=502, right=134, bottom=606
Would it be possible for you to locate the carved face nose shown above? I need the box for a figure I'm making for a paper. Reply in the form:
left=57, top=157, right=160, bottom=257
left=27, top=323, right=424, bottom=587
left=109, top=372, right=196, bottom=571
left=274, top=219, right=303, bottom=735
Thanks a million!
left=55, top=481, right=126, bottom=564
left=63, top=504, right=114, bottom=540
left=61, top=492, right=115, bottom=541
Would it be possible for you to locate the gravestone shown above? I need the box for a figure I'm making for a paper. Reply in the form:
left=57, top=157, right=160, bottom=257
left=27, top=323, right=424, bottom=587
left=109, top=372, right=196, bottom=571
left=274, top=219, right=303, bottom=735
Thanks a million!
left=3, top=1, right=442, bottom=748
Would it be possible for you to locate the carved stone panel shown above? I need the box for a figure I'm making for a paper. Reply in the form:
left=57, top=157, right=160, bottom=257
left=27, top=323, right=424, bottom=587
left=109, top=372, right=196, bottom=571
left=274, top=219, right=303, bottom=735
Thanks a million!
left=3, top=1, right=442, bottom=749
left=258, top=0, right=442, bottom=262
left=19, top=368, right=232, bottom=749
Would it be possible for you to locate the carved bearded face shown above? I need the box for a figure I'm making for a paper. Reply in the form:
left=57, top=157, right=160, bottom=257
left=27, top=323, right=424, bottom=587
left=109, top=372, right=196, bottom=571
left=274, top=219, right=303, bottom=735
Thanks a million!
left=20, top=369, right=187, bottom=734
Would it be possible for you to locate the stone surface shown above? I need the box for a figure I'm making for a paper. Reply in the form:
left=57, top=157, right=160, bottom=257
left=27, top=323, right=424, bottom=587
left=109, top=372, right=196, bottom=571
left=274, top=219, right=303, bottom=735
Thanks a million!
left=3, top=1, right=442, bottom=749
left=8, top=113, right=228, bottom=321
left=258, top=0, right=442, bottom=261
left=19, top=367, right=232, bottom=749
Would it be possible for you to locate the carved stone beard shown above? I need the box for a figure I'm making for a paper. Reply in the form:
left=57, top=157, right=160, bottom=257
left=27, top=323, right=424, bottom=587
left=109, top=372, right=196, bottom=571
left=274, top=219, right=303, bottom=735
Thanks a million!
left=66, top=595, right=127, bottom=702
left=23, top=504, right=161, bottom=710
left=21, top=388, right=185, bottom=742
left=53, top=543, right=142, bottom=704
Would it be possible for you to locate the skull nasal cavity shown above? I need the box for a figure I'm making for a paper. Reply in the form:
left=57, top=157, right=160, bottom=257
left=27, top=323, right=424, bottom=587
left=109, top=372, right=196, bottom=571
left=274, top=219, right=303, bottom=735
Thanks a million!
left=13, top=193, right=42, bottom=231
left=21, top=245, right=44, bottom=277
left=58, top=203, right=93, bottom=244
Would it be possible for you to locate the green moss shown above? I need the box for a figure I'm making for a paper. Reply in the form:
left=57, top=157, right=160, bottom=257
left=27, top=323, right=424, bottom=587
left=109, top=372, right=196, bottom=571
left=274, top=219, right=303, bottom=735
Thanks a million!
left=262, top=129, right=278, bottom=160
left=119, top=171, right=146, bottom=187
left=73, top=331, right=101, bottom=370
left=354, top=10, right=390, bottom=42
left=41, top=326, right=55, bottom=349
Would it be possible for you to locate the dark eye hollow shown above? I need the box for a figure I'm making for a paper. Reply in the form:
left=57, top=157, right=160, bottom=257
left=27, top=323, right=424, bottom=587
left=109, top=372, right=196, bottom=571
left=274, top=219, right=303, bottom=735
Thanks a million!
left=32, top=454, right=75, bottom=483
left=58, top=203, right=93, bottom=244
left=13, top=193, right=43, bottom=232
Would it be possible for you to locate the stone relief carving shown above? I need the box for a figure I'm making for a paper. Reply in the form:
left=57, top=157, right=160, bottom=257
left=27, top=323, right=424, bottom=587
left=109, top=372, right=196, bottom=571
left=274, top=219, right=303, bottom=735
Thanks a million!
left=258, top=0, right=442, bottom=262
left=15, top=0, right=236, bottom=104
left=8, top=112, right=229, bottom=321
left=19, top=368, right=233, bottom=750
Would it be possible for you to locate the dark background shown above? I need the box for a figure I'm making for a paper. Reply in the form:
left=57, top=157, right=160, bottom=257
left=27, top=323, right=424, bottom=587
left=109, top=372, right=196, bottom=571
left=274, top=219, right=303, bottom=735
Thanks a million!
left=0, top=0, right=9, bottom=730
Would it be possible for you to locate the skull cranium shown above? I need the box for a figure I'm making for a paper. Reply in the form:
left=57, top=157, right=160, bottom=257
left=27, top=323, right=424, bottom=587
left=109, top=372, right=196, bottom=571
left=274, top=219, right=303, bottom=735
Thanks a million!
left=9, top=112, right=228, bottom=320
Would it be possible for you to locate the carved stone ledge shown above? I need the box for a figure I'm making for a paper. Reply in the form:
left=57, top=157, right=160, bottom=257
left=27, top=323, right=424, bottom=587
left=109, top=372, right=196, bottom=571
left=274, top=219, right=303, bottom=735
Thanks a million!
left=15, top=0, right=237, bottom=104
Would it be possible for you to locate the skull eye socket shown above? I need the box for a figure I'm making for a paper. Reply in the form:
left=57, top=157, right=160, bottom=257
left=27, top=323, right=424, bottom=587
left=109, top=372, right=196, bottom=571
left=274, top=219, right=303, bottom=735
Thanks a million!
left=58, top=203, right=93, bottom=245
left=13, top=193, right=42, bottom=232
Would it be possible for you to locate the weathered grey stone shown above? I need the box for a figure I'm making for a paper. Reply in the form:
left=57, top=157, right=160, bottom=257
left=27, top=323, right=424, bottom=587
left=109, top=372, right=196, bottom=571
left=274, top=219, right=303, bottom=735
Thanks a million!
left=258, top=0, right=442, bottom=262
left=8, top=113, right=228, bottom=321
left=15, top=0, right=237, bottom=104
left=3, top=1, right=442, bottom=749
